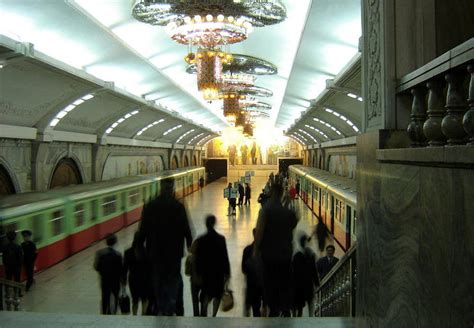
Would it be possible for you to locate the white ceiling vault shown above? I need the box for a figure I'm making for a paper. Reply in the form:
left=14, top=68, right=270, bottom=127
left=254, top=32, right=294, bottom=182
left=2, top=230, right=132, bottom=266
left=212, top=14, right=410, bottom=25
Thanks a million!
left=0, top=0, right=362, bottom=145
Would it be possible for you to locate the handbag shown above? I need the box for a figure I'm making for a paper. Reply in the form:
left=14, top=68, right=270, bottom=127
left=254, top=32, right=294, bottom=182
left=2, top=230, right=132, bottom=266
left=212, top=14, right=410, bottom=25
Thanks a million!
left=221, top=286, right=234, bottom=312
left=119, top=287, right=131, bottom=314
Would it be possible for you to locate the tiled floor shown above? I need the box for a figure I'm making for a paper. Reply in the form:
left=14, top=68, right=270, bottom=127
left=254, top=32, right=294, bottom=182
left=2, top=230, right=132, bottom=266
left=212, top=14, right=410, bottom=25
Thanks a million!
left=20, top=177, right=344, bottom=317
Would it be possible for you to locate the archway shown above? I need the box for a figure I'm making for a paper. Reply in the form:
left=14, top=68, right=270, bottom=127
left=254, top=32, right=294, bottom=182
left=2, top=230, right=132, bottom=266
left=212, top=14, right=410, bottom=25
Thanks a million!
left=193, top=154, right=198, bottom=166
left=183, top=155, right=189, bottom=167
left=0, top=164, right=16, bottom=196
left=171, top=155, right=179, bottom=170
left=50, top=158, right=83, bottom=189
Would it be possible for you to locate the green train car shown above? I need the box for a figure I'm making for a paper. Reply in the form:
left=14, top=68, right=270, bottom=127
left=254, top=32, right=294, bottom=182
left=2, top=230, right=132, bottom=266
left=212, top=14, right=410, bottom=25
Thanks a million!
left=289, top=165, right=357, bottom=251
left=0, top=167, right=205, bottom=276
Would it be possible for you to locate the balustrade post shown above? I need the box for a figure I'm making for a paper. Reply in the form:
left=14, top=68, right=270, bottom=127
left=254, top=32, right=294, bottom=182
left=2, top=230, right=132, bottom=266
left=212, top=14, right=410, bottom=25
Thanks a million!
left=463, top=64, right=474, bottom=145
left=442, top=72, right=468, bottom=145
left=423, top=79, right=447, bottom=146
left=407, top=87, right=428, bottom=147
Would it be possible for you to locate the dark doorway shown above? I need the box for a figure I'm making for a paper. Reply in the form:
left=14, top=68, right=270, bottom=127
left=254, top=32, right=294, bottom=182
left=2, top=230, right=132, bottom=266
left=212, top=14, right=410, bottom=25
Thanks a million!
left=0, top=164, right=16, bottom=196
left=203, top=159, right=227, bottom=183
left=50, top=158, right=83, bottom=189
left=279, top=158, right=303, bottom=175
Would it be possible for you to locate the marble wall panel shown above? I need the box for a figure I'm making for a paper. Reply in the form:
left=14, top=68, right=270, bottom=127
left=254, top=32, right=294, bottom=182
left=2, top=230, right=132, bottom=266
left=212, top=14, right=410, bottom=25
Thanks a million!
left=357, top=159, right=474, bottom=327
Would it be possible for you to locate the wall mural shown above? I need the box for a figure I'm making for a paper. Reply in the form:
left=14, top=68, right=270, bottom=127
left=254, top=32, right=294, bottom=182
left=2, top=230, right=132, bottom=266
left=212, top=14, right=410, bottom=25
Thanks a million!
left=206, top=130, right=301, bottom=166
left=102, top=155, right=164, bottom=180
left=327, top=154, right=357, bottom=179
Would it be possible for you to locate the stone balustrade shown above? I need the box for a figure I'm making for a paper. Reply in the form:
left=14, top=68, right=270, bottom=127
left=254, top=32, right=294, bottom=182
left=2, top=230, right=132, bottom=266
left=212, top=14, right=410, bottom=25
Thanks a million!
left=397, top=38, right=473, bottom=147
left=314, top=245, right=356, bottom=317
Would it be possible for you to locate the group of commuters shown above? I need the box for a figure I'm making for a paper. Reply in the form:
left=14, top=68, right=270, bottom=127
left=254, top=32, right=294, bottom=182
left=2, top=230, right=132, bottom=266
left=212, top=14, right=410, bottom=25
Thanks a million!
left=94, top=178, right=231, bottom=317
left=225, top=182, right=251, bottom=216
left=1, top=230, right=37, bottom=292
left=93, top=173, right=339, bottom=317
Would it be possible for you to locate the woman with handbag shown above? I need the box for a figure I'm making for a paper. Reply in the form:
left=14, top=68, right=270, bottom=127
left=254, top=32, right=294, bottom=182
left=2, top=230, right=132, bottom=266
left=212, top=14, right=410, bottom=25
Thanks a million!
left=195, top=215, right=231, bottom=316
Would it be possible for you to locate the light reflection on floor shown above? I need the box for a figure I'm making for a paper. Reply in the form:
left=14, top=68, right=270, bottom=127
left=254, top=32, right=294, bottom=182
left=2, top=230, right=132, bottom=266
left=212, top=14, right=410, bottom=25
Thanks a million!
left=21, top=177, right=343, bottom=317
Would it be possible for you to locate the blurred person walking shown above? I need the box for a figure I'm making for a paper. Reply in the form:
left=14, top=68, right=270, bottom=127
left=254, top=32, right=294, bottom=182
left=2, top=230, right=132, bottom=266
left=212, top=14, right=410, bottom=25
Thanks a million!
left=242, top=229, right=264, bottom=317
left=244, top=183, right=251, bottom=206
left=292, top=233, right=319, bottom=317
left=94, top=234, right=123, bottom=315
left=195, top=215, right=231, bottom=317
left=254, top=184, right=298, bottom=317
left=21, top=230, right=37, bottom=292
left=138, top=178, right=193, bottom=316
left=185, top=239, right=203, bottom=316
left=123, top=232, right=150, bottom=315
left=3, top=231, right=23, bottom=283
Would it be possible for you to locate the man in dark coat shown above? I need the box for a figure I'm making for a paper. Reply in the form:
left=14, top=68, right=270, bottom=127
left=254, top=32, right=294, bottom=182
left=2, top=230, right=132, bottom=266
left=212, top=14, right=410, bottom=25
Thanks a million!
left=238, top=183, right=245, bottom=206
left=138, top=178, right=193, bottom=316
left=242, top=229, right=263, bottom=317
left=3, top=231, right=23, bottom=282
left=122, top=231, right=150, bottom=315
left=21, top=230, right=37, bottom=291
left=254, top=184, right=298, bottom=317
left=244, top=183, right=251, bottom=206
left=293, top=233, right=319, bottom=316
left=94, top=233, right=123, bottom=315
left=195, top=215, right=231, bottom=317
left=316, top=245, right=339, bottom=279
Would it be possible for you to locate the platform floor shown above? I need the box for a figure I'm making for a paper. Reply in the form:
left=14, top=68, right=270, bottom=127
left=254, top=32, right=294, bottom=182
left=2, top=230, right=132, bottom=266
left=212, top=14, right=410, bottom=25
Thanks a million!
left=20, top=177, right=344, bottom=317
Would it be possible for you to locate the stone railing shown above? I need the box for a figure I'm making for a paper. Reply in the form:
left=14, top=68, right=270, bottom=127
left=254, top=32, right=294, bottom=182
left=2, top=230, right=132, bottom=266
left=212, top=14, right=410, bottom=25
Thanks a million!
left=314, top=245, right=357, bottom=317
left=397, top=38, right=473, bottom=147
left=0, top=278, right=24, bottom=311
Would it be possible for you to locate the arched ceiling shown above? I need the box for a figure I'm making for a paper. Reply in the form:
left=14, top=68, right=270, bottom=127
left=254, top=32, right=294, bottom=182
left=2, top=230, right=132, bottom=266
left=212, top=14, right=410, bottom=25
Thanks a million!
left=0, top=0, right=362, bottom=147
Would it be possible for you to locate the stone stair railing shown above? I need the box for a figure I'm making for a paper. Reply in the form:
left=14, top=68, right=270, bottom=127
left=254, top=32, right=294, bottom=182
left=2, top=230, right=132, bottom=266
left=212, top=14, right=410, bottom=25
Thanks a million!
left=0, top=278, right=24, bottom=311
left=314, top=245, right=357, bottom=317
left=397, top=38, right=473, bottom=147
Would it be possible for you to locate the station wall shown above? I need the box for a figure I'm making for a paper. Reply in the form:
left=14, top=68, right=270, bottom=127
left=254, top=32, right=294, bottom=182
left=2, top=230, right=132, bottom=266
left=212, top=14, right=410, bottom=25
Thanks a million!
left=0, top=139, right=202, bottom=194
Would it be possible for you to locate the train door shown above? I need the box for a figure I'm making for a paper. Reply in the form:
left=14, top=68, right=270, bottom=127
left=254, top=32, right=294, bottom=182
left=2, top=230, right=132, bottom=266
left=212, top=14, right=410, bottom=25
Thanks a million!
left=346, top=205, right=352, bottom=247
left=330, top=195, right=335, bottom=234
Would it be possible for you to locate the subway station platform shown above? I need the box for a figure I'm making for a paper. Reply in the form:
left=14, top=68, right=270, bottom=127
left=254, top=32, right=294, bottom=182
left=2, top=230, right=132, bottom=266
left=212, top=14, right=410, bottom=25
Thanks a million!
left=18, top=177, right=343, bottom=317
left=1, top=312, right=357, bottom=328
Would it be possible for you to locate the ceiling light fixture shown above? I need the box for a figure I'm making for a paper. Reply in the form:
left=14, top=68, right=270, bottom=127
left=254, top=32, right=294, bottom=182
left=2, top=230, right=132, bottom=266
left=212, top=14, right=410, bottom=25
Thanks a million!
left=132, top=1, right=286, bottom=47
left=106, top=110, right=140, bottom=135
left=49, top=94, right=95, bottom=127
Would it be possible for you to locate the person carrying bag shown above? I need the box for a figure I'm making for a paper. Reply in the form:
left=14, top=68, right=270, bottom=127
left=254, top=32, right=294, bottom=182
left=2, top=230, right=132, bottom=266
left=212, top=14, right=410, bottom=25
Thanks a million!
left=119, top=286, right=131, bottom=315
left=221, top=280, right=234, bottom=312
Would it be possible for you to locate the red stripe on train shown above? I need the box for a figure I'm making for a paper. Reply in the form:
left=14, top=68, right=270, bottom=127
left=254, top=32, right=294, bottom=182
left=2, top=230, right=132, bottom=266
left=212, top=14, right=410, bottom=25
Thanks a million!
left=0, top=207, right=142, bottom=279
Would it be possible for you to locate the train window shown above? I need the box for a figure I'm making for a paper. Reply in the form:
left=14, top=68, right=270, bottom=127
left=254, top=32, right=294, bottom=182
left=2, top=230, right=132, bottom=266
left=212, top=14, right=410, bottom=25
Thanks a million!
left=91, top=199, right=98, bottom=221
left=31, top=215, right=43, bottom=243
left=74, top=204, right=85, bottom=227
left=50, top=210, right=64, bottom=236
left=129, top=190, right=140, bottom=206
left=102, top=195, right=117, bottom=216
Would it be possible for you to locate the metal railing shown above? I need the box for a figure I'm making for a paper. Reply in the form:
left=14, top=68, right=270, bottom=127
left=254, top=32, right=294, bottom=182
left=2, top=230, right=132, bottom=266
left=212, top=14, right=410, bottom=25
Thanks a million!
left=314, top=245, right=357, bottom=317
left=397, top=38, right=473, bottom=147
left=0, top=278, right=24, bottom=311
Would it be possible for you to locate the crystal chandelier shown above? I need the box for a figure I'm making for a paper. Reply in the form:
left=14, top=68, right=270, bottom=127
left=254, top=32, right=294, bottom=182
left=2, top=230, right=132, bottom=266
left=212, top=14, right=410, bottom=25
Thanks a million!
left=132, top=1, right=286, bottom=100
left=133, top=0, right=286, bottom=48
